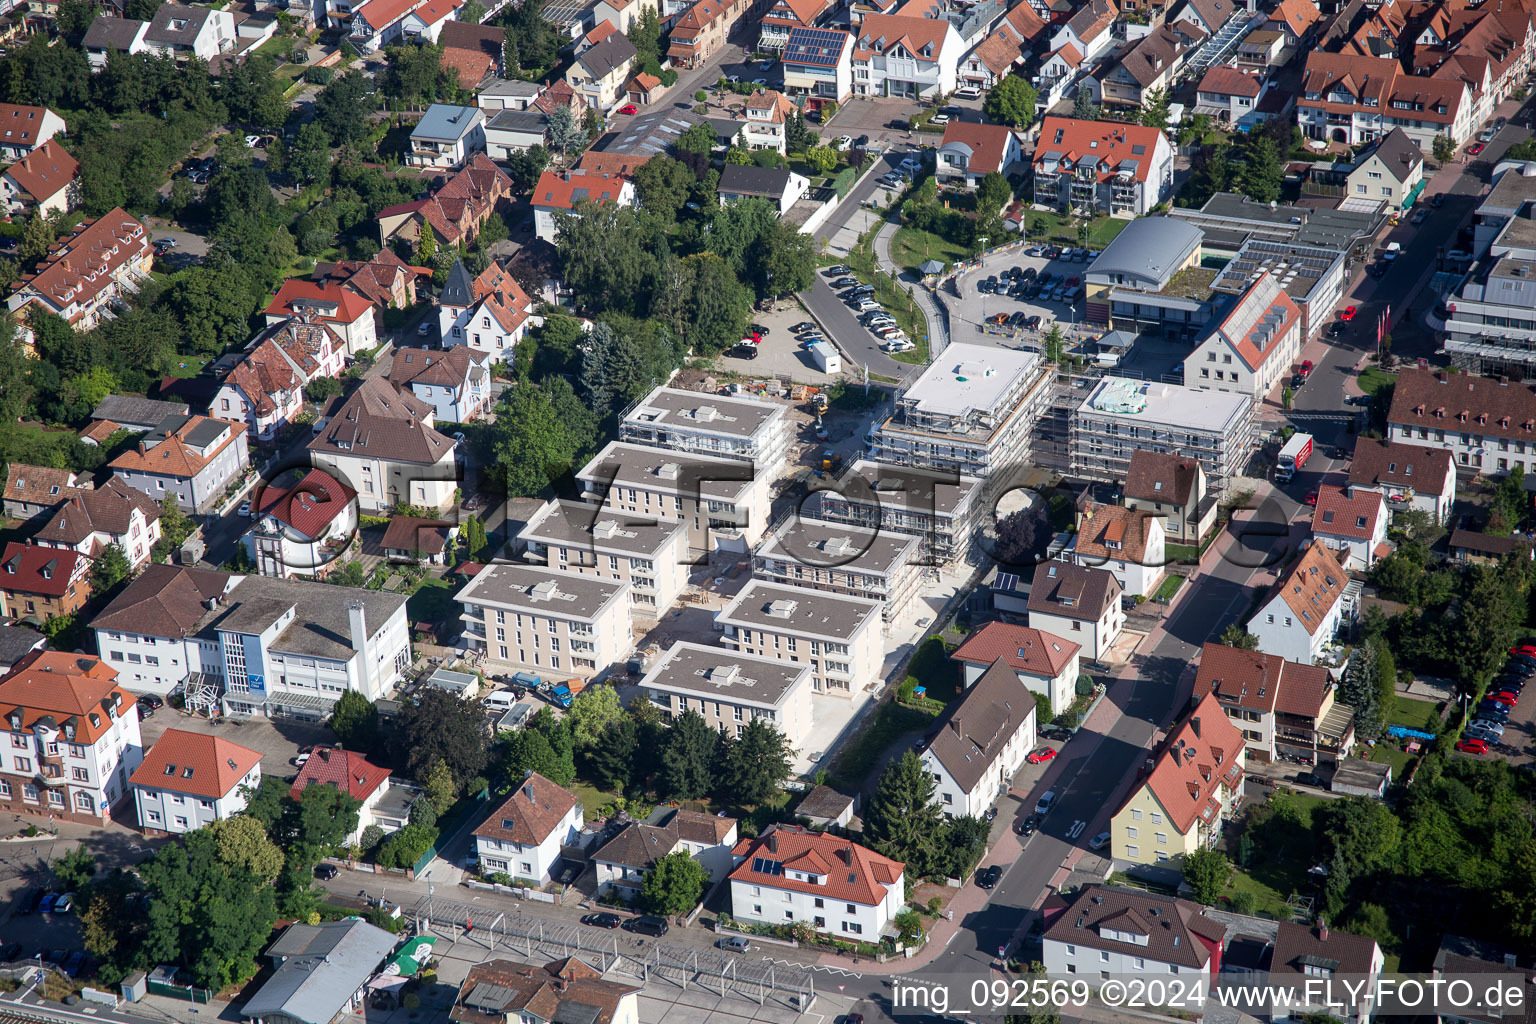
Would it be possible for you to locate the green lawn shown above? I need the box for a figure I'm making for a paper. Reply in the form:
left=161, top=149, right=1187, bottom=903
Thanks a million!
left=1357, top=366, right=1398, bottom=396
left=1152, top=575, right=1185, bottom=603
left=1221, top=866, right=1293, bottom=919
left=890, top=225, right=969, bottom=274
left=1370, top=742, right=1414, bottom=780
left=829, top=701, right=938, bottom=788
left=405, top=575, right=458, bottom=625
left=1021, top=210, right=1132, bottom=247
left=1386, top=694, right=1441, bottom=729
left=847, top=229, right=930, bottom=364
left=165, top=354, right=210, bottom=379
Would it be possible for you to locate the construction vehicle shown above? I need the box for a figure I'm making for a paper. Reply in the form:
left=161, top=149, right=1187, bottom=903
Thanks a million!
left=811, top=391, right=829, bottom=414
left=820, top=449, right=842, bottom=471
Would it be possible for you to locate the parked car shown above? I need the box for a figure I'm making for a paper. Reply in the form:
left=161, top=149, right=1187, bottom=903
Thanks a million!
left=582, top=912, right=623, bottom=929
left=826, top=265, right=851, bottom=276
left=1016, top=814, right=1040, bottom=837
left=976, top=865, right=1002, bottom=889
left=15, top=891, right=39, bottom=915
left=1470, top=142, right=1487, bottom=156
left=793, top=322, right=818, bottom=333
left=1456, top=737, right=1490, bottom=755
left=1026, top=746, right=1058, bottom=764
left=624, top=915, right=669, bottom=937
left=617, top=104, right=638, bottom=115
left=1296, top=771, right=1326, bottom=788
left=1303, top=491, right=1318, bottom=506
left=718, top=936, right=752, bottom=952
left=1340, top=305, right=1358, bottom=321
left=314, top=863, right=339, bottom=880
left=1088, top=831, right=1110, bottom=850
left=1034, top=791, right=1056, bottom=816
left=62, top=951, right=86, bottom=978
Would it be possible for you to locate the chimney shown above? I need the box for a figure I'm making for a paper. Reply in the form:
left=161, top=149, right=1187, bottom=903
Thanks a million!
left=1318, top=919, right=1329, bottom=941
left=767, top=831, right=778, bottom=854
left=1191, top=716, right=1201, bottom=738
left=348, top=602, right=379, bottom=698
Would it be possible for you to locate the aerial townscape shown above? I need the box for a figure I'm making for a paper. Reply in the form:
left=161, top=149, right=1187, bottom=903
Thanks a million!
left=0, top=0, right=1535, bottom=1018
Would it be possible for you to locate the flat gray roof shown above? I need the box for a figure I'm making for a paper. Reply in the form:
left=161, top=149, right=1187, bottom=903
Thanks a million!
left=518, top=499, right=685, bottom=556
left=899, top=343, right=1040, bottom=418
left=577, top=441, right=756, bottom=501
left=640, top=641, right=810, bottom=708
left=1078, top=377, right=1253, bottom=433
left=623, top=386, right=784, bottom=439
left=204, top=576, right=406, bottom=662
left=716, top=580, right=880, bottom=641
left=1484, top=167, right=1536, bottom=218
left=411, top=104, right=483, bottom=142
left=244, top=920, right=397, bottom=1024
left=818, top=459, right=982, bottom=516
left=457, top=563, right=628, bottom=621
left=757, top=516, right=918, bottom=576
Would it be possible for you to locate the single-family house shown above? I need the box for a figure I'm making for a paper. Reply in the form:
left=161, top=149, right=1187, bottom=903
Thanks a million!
left=1246, top=540, right=1352, bottom=665
left=436, top=258, right=536, bottom=362
left=740, top=88, right=797, bottom=152
left=1095, top=24, right=1197, bottom=112
left=1347, top=437, right=1456, bottom=524
left=110, top=414, right=251, bottom=514
left=1347, top=126, right=1425, bottom=212
left=83, top=15, right=151, bottom=70
left=1173, top=0, right=1240, bottom=37
left=321, top=248, right=432, bottom=310
left=592, top=806, right=737, bottom=898
left=1195, top=66, right=1268, bottom=128
left=1042, top=884, right=1227, bottom=977
left=1310, top=484, right=1390, bottom=571
left=1264, top=0, right=1320, bottom=48
left=484, top=108, right=548, bottom=158
left=0, top=543, right=90, bottom=624
left=291, top=746, right=418, bottom=844
left=407, top=104, right=486, bottom=170
left=566, top=33, right=638, bottom=108
left=376, top=153, right=512, bottom=249
left=1110, top=690, right=1245, bottom=864
left=307, top=377, right=458, bottom=513
left=782, top=26, right=854, bottom=105
left=1047, top=0, right=1114, bottom=64
left=143, top=3, right=237, bottom=59
left=472, top=771, right=584, bottom=884
left=397, top=0, right=464, bottom=43
left=0, top=139, right=78, bottom=217
left=3, top=463, right=78, bottom=521
left=919, top=658, right=1037, bottom=818
left=380, top=515, right=457, bottom=564
left=0, top=625, right=44, bottom=674
left=388, top=345, right=490, bottom=424
left=211, top=338, right=305, bottom=443
left=729, top=824, right=904, bottom=938
left=1123, top=449, right=1215, bottom=546
left=531, top=168, right=636, bottom=242
left=592, top=0, right=657, bottom=33
left=952, top=620, right=1081, bottom=715
left=450, top=960, right=641, bottom=1024
left=0, top=104, right=65, bottom=161
left=131, top=729, right=262, bottom=836
left=936, top=120, right=1021, bottom=187
left=1027, top=561, right=1123, bottom=662
left=716, top=164, right=810, bottom=214
left=263, top=279, right=378, bottom=357
left=1200, top=641, right=1355, bottom=765
left=1071, top=501, right=1166, bottom=599
left=34, top=477, right=163, bottom=570
left=759, top=0, right=830, bottom=51
left=243, top=468, right=358, bottom=579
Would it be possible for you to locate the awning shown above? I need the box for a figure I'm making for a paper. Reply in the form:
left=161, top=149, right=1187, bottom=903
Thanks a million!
left=1400, top=178, right=1428, bottom=210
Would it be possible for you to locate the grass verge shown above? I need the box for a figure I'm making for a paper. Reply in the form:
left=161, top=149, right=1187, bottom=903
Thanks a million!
left=846, top=224, right=930, bottom=364
left=1357, top=366, right=1398, bottom=395
left=890, top=225, right=969, bottom=273
left=1021, top=210, right=1132, bottom=248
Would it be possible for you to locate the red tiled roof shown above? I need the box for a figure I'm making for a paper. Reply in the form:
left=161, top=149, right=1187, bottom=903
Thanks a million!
left=728, top=825, right=903, bottom=906
left=131, top=728, right=262, bottom=799
left=288, top=746, right=391, bottom=802
left=1311, top=484, right=1385, bottom=542
left=443, top=46, right=495, bottom=89
left=952, top=620, right=1080, bottom=676
left=1075, top=501, right=1159, bottom=563
left=1140, top=690, right=1245, bottom=834
left=110, top=416, right=243, bottom=481
left=1198, top=64, right=1263, bottom=97
left=532, top=169, right=631, bottom=210
left=265, top=279, right=374, bottom=326
left=474, top=772, right=580, bottom=845
left=0, top=104, right=57, bottom=149
left=1262, top=540, right=1348, bottom=636
left=2, top=139, right=78, bottom=203
left=1387, top=366, right=1536, bottom=444
left=939, top=120, right=1016, bottom=174
left=0, top=651, right=134, bottom=745
left=11, top=208, right=149, bottom=326
left=854, top=13, right=953, bottom=60
left=254, top=468, right=356, bottom=540
left=0, top=542, right=86, bottom=598
left=1034, top=116, right=1165, bottom=184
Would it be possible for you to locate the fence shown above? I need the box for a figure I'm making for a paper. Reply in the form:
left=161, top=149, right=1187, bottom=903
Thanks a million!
left=410, top=894, right=623, bottom=968
left=614, top=942, right=817, bottom=1011
left=413, top=786, right=489, bottom=876
left=146, top=978, right=212, bottom=1004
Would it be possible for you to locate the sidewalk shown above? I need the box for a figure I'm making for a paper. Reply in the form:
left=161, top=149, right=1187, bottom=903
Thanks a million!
left=873, top=217, right=951, bottom=355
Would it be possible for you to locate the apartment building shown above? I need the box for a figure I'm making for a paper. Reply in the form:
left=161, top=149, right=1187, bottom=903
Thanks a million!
left=753, top=516, right=921, bottom=624
left=517, top=499, right=689, bottom=614
left=456, top=563, right=630, bottom=679
left=850, top=14, right=965, bottom=98
left=212, top=338, right=305, bottom=442
left=759, top=0, right=831, bottom=51
left=0, top=651, right=142, bottom=826
left=1032, top=118, right=1175, bottom=217
left=1123, top=450, right=1215, bottom=546
left=90, top=565, right=410, bottom=716
left=1347, top=437, right=1456, bottom=524
left=437, top=258, right=536, bottom=363
left=729, top=824, right=904, bottom=938
left=33, top=477, right=162, bottom=571
left=1187, top=273, right=1303, bottom=404
left=0, top=543, right=90, bottom=624
left=638, top=641, right=815, bottom=747
left=1071, top=502, right=1166, bottom=599
left=530, top=168, right=636, bottom=242
left=920, top=659, right=1036, bottom=818
left=1027, top=561, right=1123, bottom=662
left=387, top=346, right=491, bottom=424
left=952, top=621, right=1081, bottom=715
left=1199, top=642, right=1355, bottom=765
left=1297, top=52, right=1473, bottom=149
left=813, top=459, right=983, bottom=565
left=1246, top=541, right=1351, bottom=665
left=1385, top=367, right=1536, bottom=476
left=577, top=441, right=772, bottom=553
left=7, top=208, right=151, bottom=332
left=308, top=378, right=458, bottom=513
left=109, top=414, right=251, bottom=515
left=1110, top=690, right=1245, bottom=865
left=782, top=26, right=855, bottom=105
left=130, top=728, right=261, bottom=836
left=716, top=580, right=882, bottom=698
left=1042, top=884, right=1227, bottom=977
left=1072, top=378, right=1257, bottom=483
left=263, top=280, right=378, bottom=356
left=0, top=104, right=65, bottom=160
left=566, top=34, right=637, bottom=108
left=869, top=343, right=1050, bottom=488
left=621, top=386, right=793, bottom=480
left=667, top=0, right=747, bottom=67
left=243, top=468, right=359, bottom=580
left=473, top=771, right=584, bottom=884
left=1443, top=201, right=1536, bottom=379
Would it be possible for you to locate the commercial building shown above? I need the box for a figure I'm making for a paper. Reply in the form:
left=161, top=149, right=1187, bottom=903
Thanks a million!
left=472, top=771, right=584, bottom=884
left=1082, top=217, right=1208, bottom=336
left=622, top=386, right=794, bottom=479
left=1386, top=367, right=1536, bottom=476
left=1186, top=272, right=1303, bottom=404
left=456, top=563, right=631, bottom=679
left=814, top=459, right=984, bottom=564
left=1198, top=641, right=1355, bottom=765
left=1347, top=438, right=1457, bottom=523
left=577, top=441, right=772, bottom=553
left=1110, top=690, right=1245, bottom=865
left=0, top=651, right=142, bottom=826
left=241, top=920, right=398, bottom=1024
left=1032, top=117, right=1175, bottom=217
left=1443, top=201, right=1536, bottom=378
left=638, top=641, right=816, bottom=747
left=1027, top=561, right=1123, bottom=662
left=517, top=499, right=689, bottom=614
left=716, top=580, right=883, bottom=698
left=130, top=728, right=261, bottom=836
left=753, top=516, right=922, bottom=623
left=1072, top=378, right=1256, bottom=483
left=952, top=621, right=1081, bottom=715
left=868, top=343, right=1051, bottom=486
left=89, top=565, right=411, bottom=716
left=919, top=659, right=1036, bottom=818
left=1246, top=540, right=1352, bottom=665
left=729, top=824, right=904, bottom=938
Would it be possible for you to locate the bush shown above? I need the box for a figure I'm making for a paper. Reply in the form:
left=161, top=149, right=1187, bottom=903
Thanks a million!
left=1054, top=710, right=1082, bottom=731
left=1229, top=890, right=1258, bottom=915
left=695, top=89, right=707, bottom=102
left=1076, top=675, right=1094, bottom=697
left=304, top=66, right=334, bottom=86
left=402, top=994, right=420, bottom=1011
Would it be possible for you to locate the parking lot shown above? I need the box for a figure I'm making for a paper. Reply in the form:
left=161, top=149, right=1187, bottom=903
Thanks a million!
left=713, top=301, right=839, bottom=384
left=947, top=244, right=1103, bottom=352
left=139, top=709, right=334, bottom=781
left=1456, top=644, right=1536, bottom=762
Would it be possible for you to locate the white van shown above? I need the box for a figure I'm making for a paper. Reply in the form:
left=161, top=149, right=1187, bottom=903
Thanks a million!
left=484, top=689, right=519, bottom=714
left=954, top=85, right=982, bottom=100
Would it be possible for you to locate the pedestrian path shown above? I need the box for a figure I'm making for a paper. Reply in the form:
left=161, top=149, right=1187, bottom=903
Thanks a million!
left=872, top=217, right=950, bottom=355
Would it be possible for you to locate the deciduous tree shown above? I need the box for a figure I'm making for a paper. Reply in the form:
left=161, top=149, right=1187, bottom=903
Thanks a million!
left=395, top=687, right=491, bottom=783
left=207, top=815, right=285, bottom=883
left=1182, top=847, right=1229, bottom=905
left=640, top=850, right=709, bottom=915
left=984, top=75, right=1036, bottom=127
